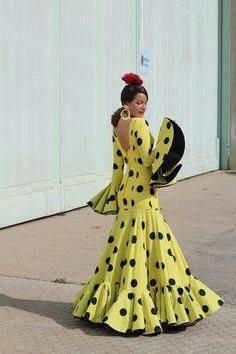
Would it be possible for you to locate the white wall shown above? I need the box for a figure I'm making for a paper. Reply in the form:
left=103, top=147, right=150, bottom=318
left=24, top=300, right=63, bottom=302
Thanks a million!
left=0, top=0, right=219, bottom=227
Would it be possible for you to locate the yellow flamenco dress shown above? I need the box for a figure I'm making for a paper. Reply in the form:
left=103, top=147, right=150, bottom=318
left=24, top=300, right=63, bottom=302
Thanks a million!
left=72, top=116, right=224, bottom=335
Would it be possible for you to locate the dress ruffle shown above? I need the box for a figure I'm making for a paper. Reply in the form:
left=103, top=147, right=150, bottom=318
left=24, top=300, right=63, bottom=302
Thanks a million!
left=87, top=182, right=119, bottom=215
left=72, top=275, right=224, bottom=335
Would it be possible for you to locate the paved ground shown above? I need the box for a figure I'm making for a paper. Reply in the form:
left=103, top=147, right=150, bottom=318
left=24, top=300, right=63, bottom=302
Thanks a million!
left=0, top=170, right=235, bottom=353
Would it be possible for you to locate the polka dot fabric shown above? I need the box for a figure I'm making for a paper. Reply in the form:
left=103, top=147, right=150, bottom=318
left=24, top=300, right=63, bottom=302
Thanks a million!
left=72, top=117, right=224, bottom=335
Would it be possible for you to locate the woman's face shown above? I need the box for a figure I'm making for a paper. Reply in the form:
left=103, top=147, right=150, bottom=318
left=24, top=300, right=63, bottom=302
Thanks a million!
left=125, top=93, right=147, bottom=118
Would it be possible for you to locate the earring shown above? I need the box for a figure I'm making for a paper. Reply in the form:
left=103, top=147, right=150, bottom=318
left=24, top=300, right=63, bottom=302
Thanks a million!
left=120, top=105, right=131, bottom=120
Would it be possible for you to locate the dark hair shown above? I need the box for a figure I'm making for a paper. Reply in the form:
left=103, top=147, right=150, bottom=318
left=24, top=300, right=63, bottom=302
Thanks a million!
left=121, top=84, right=148, bottom=105
left=111, top=84, right=148, bottom=127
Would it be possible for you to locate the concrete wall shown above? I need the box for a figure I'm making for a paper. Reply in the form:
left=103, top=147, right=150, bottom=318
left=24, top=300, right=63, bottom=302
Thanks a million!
left=0, top=0, right=219, bottom=227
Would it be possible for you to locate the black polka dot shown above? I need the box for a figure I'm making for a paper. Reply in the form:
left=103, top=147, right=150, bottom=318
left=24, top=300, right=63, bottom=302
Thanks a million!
left=132, top=314, right=137, bottom=321
left=137, top=158, right=143, bottom=164
left=129, top=259, right=136, bottom=267
left=161, top=262, right=165, bottom=269
left=84, top=312, right=90, bottom=319
left=109, top=195, right=115, bottom=201
left=202, top=305, right=209, bottom=313
left=167, top=249, right=173, bottom=256
left=164, top=137, right=170, bottom=144
left=155, top=261, right=160, bottom=269
left=150, top=279, right=157, bottom=287
left=94, top=266, right=99, bottom=273
left=177, top=287, right=184, bottom=295
left=123, top=198, right=128, bottom=206
left=137, top=185, right=144, bottom=193
left=120, top=184, right=124, bottom=191
left=124, top=157, right=128, bottom=164
left=106, top=257, right=110, bottom=264
left=149, top=232, right=155, bottom=240
left=132, top=235, right=137, bottom=243
left=149, top=201, right=152, bottom=208
left=142, top=221, right=145, bottom=230
left=167, top=285, right=172, bottom=292
left=218, top=299, right=224, bottom=306
left=108, top=236, right=114, bottom=243
left=134, top=131, right=138, bottom=138
left=113, top=163, right=118, bottom=169
left=175, top=314, right=178, bottom=321
left=91, top=297, right=97, bottom=305
left=146, top=250, right=150, bottom=257
left=189, top=294, right=194, bottom=301
left=145, top=120, right=149, bottom=126
left=94, top=284, right=99, bottom=291
left=129, top=170, right=134, bottom=177
left=169, top=278, right=176, bottom=286
left=138, top=298, right=142, bottom=305
left=185, top=307, right=190, bottom=315
left=166, top=233, right=171, bottom=241
left=126, top=240, right=129, bottom=246
left=185, top=268, right=191, bottom=276
left=185, top=286, right=190, bottom=292
left=131, top=279, right=138, bottom=288
left=117, top=149, right=122, bottom=156
left=137, top=137, right=143, bottom=146
left=150, top=187, right=155, bottom=195
left=107, top=264, right=113, bottom=272
left=120, top=260, right=125, bottom=268
left=128, top=292, right=134, bottom=300
left=158, top=232, right=163, bottom=240
left=199, top=289, right=206, bottom=296
left=154, top=326, right=161, bottom=333
left=131, top=199, right=135, bottom=207
left=132, top=218, right=135, bottom=226
left=113, top=246, right=118, bottom=253
left=155, top=151, right=160, bottom=159
left=136, top=171, right=139, bottom=178
left=151, top=307, right=157, bottom=315
left=120, top=308, right=127, bottom=316
left=177, top=297, right=183, bottom=304
left=123, top=278, right=125, bottom=284
left=167, top=122, right=171, bottom=129
left=120, top=221, right=125, bottom=228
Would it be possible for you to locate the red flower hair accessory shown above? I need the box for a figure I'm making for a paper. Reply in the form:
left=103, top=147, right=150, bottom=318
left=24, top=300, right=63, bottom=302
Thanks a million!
left=121, top=72, right=143, bottom=85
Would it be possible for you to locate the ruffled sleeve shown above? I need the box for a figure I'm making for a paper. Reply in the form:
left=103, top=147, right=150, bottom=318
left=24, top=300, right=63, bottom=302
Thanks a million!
left=151, top=117, right=185, bottom=187
left=87, top=131, right=124, bottom=215
left=87, top=182, right=120, bottom=215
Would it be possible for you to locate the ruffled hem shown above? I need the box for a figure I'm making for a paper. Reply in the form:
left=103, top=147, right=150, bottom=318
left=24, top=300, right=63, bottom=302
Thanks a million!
left=87, top=182, right=119, bottom=215
left=72, top=275, right=224, bottom=336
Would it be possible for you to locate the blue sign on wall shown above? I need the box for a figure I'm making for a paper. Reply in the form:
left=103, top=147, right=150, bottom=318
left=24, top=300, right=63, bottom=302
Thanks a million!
left=140, top=48, right=150, bottom=75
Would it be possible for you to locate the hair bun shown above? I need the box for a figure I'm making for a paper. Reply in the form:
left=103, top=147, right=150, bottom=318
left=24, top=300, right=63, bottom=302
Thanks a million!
left=121, top=72, right=143, bottom=85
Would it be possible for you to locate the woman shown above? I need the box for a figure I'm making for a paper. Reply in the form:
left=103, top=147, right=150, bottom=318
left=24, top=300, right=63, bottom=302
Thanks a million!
left=72, top=73, right=224, bottom=336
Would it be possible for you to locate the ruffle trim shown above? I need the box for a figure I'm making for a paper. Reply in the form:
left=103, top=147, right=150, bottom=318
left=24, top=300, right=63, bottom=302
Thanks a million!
left=87, top=182, right=119, bottom=215
left=72, top=276, right=224, bottom=335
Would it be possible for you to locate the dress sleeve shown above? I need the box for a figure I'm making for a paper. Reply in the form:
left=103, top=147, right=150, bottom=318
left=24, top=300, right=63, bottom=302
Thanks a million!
left=87, top=132, right=124, bottom=215
left=151, top=117, right=185, bottom=187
